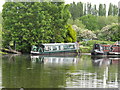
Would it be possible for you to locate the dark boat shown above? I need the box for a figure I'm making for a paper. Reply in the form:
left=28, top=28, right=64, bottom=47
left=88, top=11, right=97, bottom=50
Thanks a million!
left=91, top=41, right=120, bottom=57
left=91, top=44, right=111, bottom=55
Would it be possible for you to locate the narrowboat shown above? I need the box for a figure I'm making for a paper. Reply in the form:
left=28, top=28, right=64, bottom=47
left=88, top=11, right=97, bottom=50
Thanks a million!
left=30, top=43, right=80, bottom=56
left=91, top=44, right=111, bottom=55
left=91, top=41, right=120, bottom=57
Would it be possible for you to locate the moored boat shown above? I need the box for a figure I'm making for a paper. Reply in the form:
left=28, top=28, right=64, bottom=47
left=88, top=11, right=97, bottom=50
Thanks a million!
left=91, top=44, right=111, bottom=55
left=91, top=41, right=120, bottom=57
left=30, top=43, right=80, bottom=56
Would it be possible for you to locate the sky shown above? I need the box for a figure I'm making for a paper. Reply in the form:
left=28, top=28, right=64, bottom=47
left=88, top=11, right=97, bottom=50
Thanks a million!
left=0, top=0, right=120, bottom=12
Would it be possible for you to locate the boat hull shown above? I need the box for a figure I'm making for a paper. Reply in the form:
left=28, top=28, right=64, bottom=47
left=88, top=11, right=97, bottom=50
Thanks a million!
left=91, top=50, right=107, bottom=55
left=108, top=52, right=120, bottom=55
left=31, top=50, right=80, bottom=57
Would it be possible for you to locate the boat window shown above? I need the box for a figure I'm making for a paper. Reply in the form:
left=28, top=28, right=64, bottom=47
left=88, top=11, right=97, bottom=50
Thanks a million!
left=69, top=45, right=75, bottom=49
left=64, top=45, right=68, bottom=50
left=59, top=44, right=76, bottom=50
left=32, top=48, right=37, bottom=52
left=44, top=46, right=50, bottom=51
left=60, top=46, right=64, bottom=50
left=102, top=46, right=110, bottom=50
left=94, top=44, right=101, bottom=50
left=58, top=46, right=61, bottom=50
left=32, top=46, right=37, bottom=52
left=53, top=46, right=57, bottom=51
left=38, top=47, right=44, bottom=52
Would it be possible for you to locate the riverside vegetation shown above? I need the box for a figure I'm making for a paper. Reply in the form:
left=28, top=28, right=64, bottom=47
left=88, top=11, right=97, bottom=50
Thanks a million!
left=1, top=1, right=119, bottom=53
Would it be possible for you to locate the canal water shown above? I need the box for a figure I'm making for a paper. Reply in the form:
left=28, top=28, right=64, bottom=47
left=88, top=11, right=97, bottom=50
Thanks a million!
left=1, top=54, right=119, bottom=88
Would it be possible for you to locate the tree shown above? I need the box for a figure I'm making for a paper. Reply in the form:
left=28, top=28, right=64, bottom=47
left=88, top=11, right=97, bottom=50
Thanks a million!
left=98, top=23, right=119, bottom=41
left=0, top=24, right=2, bottom=47
left=87, top=3, right=92, bottom=14
left=2, top=2, right=71, bottom=52
left=69, top=2, right=78, bottom=20
left=77, top=29, right=97, bottom=41
left=113, top=5, right=118, bottom=16
left=67, top=18, right=86, bottom=29
left=98, top=4, right=106, bottom=16
left=77, top=2, right=83, bottom=17
left=91, top=5, right=98, bottom=16
left=65, top=24, right=77, bottom=42
left=69, top=2, right=83, bottom=20
left=103, top=4, right=106, bottom=16
left=106, top=15, right=118, bottom=25
left=96, top=15, right=118, bottom=30
left=97, top=16, right=107, bottom=30
left=108, top=3, right=113, bottom=16
left=79, top=14, right=98, bottom=30
left=0, top=12, right=2, bottom=24
left=84, top=3, right=86, bottom=15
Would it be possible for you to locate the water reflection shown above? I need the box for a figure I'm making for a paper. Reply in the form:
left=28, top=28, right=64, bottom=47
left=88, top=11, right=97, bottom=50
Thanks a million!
left=2, top=54, right=118, bottom=88
left=31, top=56, right=79, bottom=64
left=92, top=56, right=119, bottom=66
left=65, top=56, right=118, bottom=88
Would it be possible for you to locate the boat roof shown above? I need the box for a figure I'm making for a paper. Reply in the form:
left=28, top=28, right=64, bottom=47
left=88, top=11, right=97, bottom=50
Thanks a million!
left=101, top=44, right=111, bottom=46
left=42, top=43, right=76, bottom=46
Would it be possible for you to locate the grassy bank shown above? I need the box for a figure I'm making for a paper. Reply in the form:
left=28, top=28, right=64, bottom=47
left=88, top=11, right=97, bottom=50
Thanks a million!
left=79, top=40, right=115, bottom=53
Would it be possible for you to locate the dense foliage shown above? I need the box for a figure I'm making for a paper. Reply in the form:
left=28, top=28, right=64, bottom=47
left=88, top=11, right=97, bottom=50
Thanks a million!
left=79, top=14, right=98, bottom=30
left=97, top=23, right=119, bottom=41
left=78, top=29, right=97, bottom=40
left=65, top=24, right=76, bottom=42
left=69, top=2, right=118, bottom=19
left=69, top=2, right=83, bottom=20
left=1, top=1, right=119, bottom=53
left=0, top=13, right=2, bottom=24
left=0, top=24, right=2, bottom=45
left=97, top=15, right=118, bottom=30
left=2, top=2, right=71, bottom=52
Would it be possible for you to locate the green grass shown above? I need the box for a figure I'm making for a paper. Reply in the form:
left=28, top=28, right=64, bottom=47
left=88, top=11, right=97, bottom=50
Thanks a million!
left=80, top=46, right=92, bottom=53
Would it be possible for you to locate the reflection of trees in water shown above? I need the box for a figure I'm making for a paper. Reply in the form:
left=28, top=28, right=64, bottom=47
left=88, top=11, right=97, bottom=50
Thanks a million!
left=66, top=66, right=118, bottom=88
left=91, top=56, right=119, bottom=66
left=65, top=55, right=118, bottom=88
left=2, top=55, right=69, bottom=88
left=90, top=56, right=118, bottom=88
left=2, top=55, right=118, bottom=88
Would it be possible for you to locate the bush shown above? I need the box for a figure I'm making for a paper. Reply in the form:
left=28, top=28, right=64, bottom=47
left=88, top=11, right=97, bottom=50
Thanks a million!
left=77, top=29, right=97, bottom=41
left=80, top=46, right=92, bottom=53
left=97, top=23, right=119, bottom=41
left=65, top=24, right=77, bottom=42
left=81, top=40, right=115, bottom=46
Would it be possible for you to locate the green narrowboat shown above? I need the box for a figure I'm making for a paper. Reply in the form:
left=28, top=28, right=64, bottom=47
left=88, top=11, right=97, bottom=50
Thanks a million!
left=30, top=43, right=80, bottom=56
